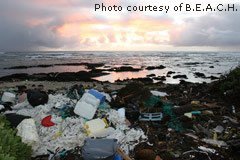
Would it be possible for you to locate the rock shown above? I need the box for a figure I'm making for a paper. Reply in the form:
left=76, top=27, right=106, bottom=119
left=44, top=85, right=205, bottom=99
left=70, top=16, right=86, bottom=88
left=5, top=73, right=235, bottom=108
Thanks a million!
left=166, top=71, right=175, bottom=77
left=111, top=66, right=142, bottom=72
left=208, top=76, right=219, bottom=80
left=153, top=76, right=166, bottom=81
left=209, top=66, right=214, bottom=68
left=167, top=71, right=176, bottom=75
left=0, top=73, right=29, bottom=81
left=184, top=62, right=203, bottom=66
left=147, top=74, right=156, bottom=77
left=172, top=75, right=188, bottom=79
left=146, top=65, right=166, bottom=70
left=27, top=90, right=48, bottom=107
left=194, top=72, right=206, bottom=78
left=132, top=77, right=154, bottom=83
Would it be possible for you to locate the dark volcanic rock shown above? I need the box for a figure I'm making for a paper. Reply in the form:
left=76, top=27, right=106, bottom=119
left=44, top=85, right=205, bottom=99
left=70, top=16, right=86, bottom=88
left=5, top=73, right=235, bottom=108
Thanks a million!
left=166, top=71, right=176, bottom=77
left=52, top=71, right=109, bottom=81
left=85, top=63, right=105, bottom=69
left=109, top=66, right=142, bottom=72
left=5, top=64, right=53, bottom=69
left=194, top=72, right=206, bottom=78
left=167, top=71, right=176, bottom=75
left=208, top=75, right=219, bottom=80
left=172, top=75, right=188, bottom=79
left=0, top=69, right=109, bottom=82
left=209, top=66, right=214, bottom=68
left=0, top=73, right=29, bottom=81
left=146, top=65, right=166, bottom=70
left=146, top=74, right=156, bottom=77
left=184, top=62, right=203, bottom=66
left=4, top=63, right=105, bottom=70
left=132, top=78, right=153, bottom=83
left=153, top=76, right=166, bottom=81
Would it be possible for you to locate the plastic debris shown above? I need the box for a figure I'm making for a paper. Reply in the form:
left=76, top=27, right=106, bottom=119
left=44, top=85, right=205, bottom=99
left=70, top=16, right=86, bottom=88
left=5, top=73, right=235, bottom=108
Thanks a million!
left=184, top=112, right=192, bottom=118
left=163, top=103, right=183, bottom=132
left=1, top=92, right=16, bottom=103
left=2, top=81, right=238, bottom=159
left=74, top=93, right=100, bottom=119
left=191, top=100, right=200, bottom=105
left=5, top=113, right=31, bottom=128
left=18, top=92, right=27, bottom=103
left=202, top=138, right=228, bottom=147
left=27, top=90, right=48, bottom=107
left=198, top=146, right=216, bottom=154
left=17, top=118, right=40, bottom=146
left=214, top=125, right=224, bottom=133
left=150, top=90, right=168, bottom=97
left=74, top=101, right=97, bottom=120
left=0, top=104, right=4, bottom=110
left=232, top=105, right=236, bottom=114
left=85, top=118, right=108, bottom=136
left=41, top=115, right=56, bottom=127
left=82, top=138, right=118, bottom=160
left=184, top=111, right=201, bottom=118
left=117, top=108, right=126, bottom=119
left=88, top=89, right=106, bottom=104
left=143, top=95, right=162, bottom=108
left=114, top=154, right=123, bottom=160
left=67, top=84, right=84, bottom=100
left=139, top=113, right=163, bottom=121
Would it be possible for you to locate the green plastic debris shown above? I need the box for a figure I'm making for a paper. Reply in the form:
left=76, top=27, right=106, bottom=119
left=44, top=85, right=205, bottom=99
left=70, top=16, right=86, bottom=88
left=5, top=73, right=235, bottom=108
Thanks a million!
left=163, top=103, right=183, bottom=132
left=143, top=95, right=162, bottom=108
left=98, top=102, right=111, bottom=110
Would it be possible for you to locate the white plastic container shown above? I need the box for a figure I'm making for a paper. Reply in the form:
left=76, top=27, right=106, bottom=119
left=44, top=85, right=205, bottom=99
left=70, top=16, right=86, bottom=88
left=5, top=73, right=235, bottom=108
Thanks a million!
left=117, top=108, right=126, bottom=119
left=85, top=118, right=107, bottom=136
left=0, top=105, right=4, bottom=110
left=74, top=101, right=97, bottom=119
left=80, top=93, right=100, bottom=107
left=150, top=90, right=168, bottom=97
left=89, top=127, right=115, bottom=138
left=17, top=118, right=39, bottom=146
left=1, top=92, right=16, bottom=103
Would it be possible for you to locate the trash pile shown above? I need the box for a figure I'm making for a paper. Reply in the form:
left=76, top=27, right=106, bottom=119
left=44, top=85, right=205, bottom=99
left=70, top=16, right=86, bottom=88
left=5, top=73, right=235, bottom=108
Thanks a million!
left=0, top=82, right=239, bottom=160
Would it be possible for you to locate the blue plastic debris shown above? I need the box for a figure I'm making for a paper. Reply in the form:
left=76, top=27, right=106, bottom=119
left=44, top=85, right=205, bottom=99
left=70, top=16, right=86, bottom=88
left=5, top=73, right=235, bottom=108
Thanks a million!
left=88, top=89, right=106, bottom=104
left=114, top=154, right=123, bottom=160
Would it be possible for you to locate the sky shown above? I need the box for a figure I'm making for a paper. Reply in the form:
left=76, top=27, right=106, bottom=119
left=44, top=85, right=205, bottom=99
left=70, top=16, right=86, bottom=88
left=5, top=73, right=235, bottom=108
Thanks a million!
left=0, top=0, right=240, bottom=51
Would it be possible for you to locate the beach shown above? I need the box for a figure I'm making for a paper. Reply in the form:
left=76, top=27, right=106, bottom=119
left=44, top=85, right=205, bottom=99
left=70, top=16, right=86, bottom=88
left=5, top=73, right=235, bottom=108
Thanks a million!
left=0, top=52, right=239, bottom=160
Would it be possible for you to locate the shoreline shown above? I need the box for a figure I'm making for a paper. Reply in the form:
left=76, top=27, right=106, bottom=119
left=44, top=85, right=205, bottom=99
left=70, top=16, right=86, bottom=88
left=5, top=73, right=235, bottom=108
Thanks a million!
left=0, top=67, right=239, bottom=159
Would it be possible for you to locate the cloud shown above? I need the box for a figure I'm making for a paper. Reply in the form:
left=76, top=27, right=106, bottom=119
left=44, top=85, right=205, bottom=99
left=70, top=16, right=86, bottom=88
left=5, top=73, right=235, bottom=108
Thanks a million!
left=169, top=12, right=240, bottom=47
left=1, top=0, right=239, bottom=51
left=0, top=0, right=79, bottom=51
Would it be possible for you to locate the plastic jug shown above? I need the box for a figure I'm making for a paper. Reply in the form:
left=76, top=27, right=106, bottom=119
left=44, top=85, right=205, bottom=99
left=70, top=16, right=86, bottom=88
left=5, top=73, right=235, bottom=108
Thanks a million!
left=85, top=118, right=107, bottom=136
left=88, top=89, right=106, bottom=104
left=74, top=101, right=97, bottom=119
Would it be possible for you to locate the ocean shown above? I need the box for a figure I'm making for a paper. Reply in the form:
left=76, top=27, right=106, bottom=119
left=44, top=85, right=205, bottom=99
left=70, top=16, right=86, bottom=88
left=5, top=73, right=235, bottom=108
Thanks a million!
left=0, top=51, right=240, bottom=83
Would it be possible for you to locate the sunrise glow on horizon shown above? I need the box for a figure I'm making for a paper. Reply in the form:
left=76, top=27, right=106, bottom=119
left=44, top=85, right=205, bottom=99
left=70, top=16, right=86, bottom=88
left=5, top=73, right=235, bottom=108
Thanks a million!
left=1, top=0, right=240, bottom=51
